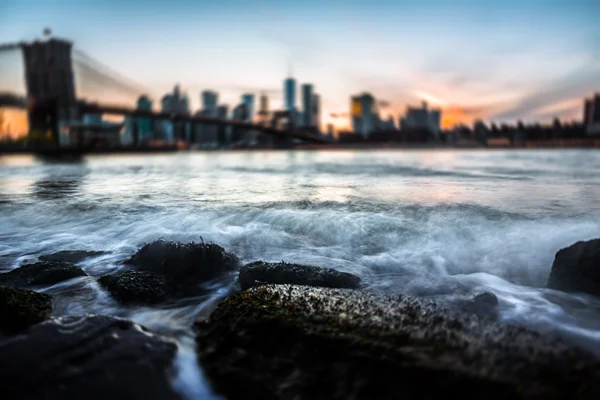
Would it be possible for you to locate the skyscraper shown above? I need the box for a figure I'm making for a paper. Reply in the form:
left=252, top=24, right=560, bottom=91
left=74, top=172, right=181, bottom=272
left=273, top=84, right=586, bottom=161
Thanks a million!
left=257, top=94, right=269, bottom=125
left=202, top=91, right=218, bottom=114
left=301, top=84, right=314, bottom=127
left=259, top=94, right=268, bottom=114
left=312, top=93, right=321, bottom=130
left=161, top=85, right=189, bottom=115
left=400, top=101, right=441, bottom=136
left=284, top=77, right=296, bottom=112
left=136, top=95, right=153, bottom=143
left=241, top=93, right=255, bottom=122
left=350, top=93, right=377, bottom=138
left=198, top=91, right=219, bottom=144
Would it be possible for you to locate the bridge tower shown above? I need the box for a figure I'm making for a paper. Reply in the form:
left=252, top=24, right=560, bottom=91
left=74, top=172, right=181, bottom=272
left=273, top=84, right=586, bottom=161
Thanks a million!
left=21, top=38, right=79, bottom=146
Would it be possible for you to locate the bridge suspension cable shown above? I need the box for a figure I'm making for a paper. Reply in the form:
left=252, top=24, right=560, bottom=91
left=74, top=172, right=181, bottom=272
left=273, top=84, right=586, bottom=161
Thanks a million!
left=72, top=48, right=156, bottom=104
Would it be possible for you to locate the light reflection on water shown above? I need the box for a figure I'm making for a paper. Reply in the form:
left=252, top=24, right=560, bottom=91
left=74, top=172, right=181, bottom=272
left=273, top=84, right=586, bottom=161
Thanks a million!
left=2, top=149, right=600, bottom=397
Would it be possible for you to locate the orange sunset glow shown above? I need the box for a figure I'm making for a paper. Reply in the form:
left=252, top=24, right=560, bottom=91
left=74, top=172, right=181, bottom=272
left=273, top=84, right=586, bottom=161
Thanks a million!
left=0, top=108, right=28, bottom=140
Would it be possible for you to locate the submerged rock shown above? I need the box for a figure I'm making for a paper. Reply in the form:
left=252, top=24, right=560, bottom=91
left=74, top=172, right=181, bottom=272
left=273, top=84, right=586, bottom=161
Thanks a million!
left=98, top=271, right=172, bottom=306
left=239, top=261, right=361, bottom=290
left=39, top=250, right=107, bottom=264
left=196, top=285, right=600, bottom=399
left=0, top=315, right=181, bottom=400
left=473, top=291, right=499, bottom=306
left=126, top=239, right=239, bottom=283
left=453, top=292, right=500, bottom=320
left=0, top=261, right=87, bottom=288
left=548, top=239, right=600, bottom=296
left=0, top=286, right=52, bottom=333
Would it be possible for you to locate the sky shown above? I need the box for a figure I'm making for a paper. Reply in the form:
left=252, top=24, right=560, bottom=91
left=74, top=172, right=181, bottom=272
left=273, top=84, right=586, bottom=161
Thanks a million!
left=1, top=0, right=599, bottom=131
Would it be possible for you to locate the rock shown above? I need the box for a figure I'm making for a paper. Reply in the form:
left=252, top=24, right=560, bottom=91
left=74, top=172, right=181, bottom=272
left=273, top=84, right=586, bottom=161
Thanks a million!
left=0, top=286, right=52, bottom=333
left=548, top=239, right=600, bottom=296
left=39, top=250, right=106, bottom=264
left=126, top=240, right=239, bottom=283
left=473, top=291, right=499, bottom=306
left=0, top=261, right=87, bottom=288
left=454, top=292, right=500, bottom=320
left=0, top=315, right=181, bottom=400
left=196, top=285, right=600, bottom=399
left=98, top=271, right=172, bottom=306
left=239, top=261, right=362, bottom=290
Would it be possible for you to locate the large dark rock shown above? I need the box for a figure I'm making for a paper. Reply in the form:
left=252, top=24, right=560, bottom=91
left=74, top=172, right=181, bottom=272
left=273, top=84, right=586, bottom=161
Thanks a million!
left=98, top=271, right=172, bottom=306
left=0, top=286, right=52, bottom=333
left=39, top=250, right=106, bottom=264
left=548, top=239, right=600, bottom=296
left=239, top=261, right=361, bottom=290
left=0, top=315, right=181, bottom=400
left=102, top=240, right=239, bottom=306
left=196, top=285, right=600, bottom=399
left=0, top=261, right=87, bottom=288
left=126, top=239, right=239, bottom=283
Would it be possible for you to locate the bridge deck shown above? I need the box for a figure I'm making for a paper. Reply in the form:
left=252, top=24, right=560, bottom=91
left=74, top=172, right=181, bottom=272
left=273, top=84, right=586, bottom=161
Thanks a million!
left=80, top=104, right=329, bottom=143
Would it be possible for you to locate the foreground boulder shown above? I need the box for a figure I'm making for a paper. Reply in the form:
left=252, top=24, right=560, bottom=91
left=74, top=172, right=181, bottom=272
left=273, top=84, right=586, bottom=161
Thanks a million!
left=0, top=261, right=87, bottom=288
left=0, top=315, right=181, bottom=400
left=126, top=240, right=239, bottom=282
left=102, top=240, right=239, bottom=306
left=548, top=239, right=600, bottom=296
left=196, top=285, right=600, bottom=399
left=0, top=286, right=52, bottom=333
left=239, top=261, right=361, bottom=290
left=39, top=250, right=106, bottom=264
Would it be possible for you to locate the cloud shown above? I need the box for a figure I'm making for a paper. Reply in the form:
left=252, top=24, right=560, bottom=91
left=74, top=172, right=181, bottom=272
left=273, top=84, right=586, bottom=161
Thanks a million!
left=492, top=62, right=599, bottom=121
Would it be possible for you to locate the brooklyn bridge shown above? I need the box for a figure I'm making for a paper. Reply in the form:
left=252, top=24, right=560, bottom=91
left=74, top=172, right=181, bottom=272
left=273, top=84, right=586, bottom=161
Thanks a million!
left=0, top=37, right=331, bottom=150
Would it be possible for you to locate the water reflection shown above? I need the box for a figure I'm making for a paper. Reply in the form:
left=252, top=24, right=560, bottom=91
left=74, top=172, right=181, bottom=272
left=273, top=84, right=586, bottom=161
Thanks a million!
left=32, top=177, right=83, bottom=200
left=31, top=163, right=90, bottom=201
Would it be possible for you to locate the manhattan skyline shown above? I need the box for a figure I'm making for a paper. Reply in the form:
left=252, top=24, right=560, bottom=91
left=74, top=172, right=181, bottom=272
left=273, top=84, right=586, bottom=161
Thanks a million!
left=1, top=0, right=599, bottom=130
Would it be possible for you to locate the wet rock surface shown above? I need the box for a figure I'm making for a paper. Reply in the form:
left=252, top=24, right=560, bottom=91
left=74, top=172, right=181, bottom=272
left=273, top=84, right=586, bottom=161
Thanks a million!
left=0, top=286, right=52, bottom=333
left=98, top=271, right=172, bottom=305
left=196, top=284, right=600, bottom=399
left=101, top=240, right=239, bottom=306
left=239, top=261, right=361, bottom=290
left=126, top=239, right=239, bottom=282
left=39, top=250, right=107, bottom=264
left=548, top=239, right=600, bottom=296
left=0, top=261, right=87, bottom=288
left=0, top=315, right=181, bottom=400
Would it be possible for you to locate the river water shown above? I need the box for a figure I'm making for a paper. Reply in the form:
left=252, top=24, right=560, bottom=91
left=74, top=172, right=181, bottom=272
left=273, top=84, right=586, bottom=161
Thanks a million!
left=1, top=149, right=600, bottom=397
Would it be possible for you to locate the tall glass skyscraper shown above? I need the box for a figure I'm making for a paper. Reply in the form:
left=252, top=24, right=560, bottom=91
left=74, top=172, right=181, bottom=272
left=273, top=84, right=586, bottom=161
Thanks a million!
left=241, top=93, right=255, bottom=122
left=284, top=78, right=296, bottom=112
left=301, top=84, right=313, bottom=127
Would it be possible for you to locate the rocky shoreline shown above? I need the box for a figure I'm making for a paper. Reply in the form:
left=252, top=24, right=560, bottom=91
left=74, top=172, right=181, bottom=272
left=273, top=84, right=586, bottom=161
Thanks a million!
left=1, top=238, right=600, bottom=398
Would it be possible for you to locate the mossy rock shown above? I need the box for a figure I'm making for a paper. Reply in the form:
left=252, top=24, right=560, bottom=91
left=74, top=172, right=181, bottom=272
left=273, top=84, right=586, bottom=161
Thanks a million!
left=196, top=285, right=600, bottom=399
left=0, top=286, right=52, bottom=333
left=126, top=239, right=239, bottom=283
